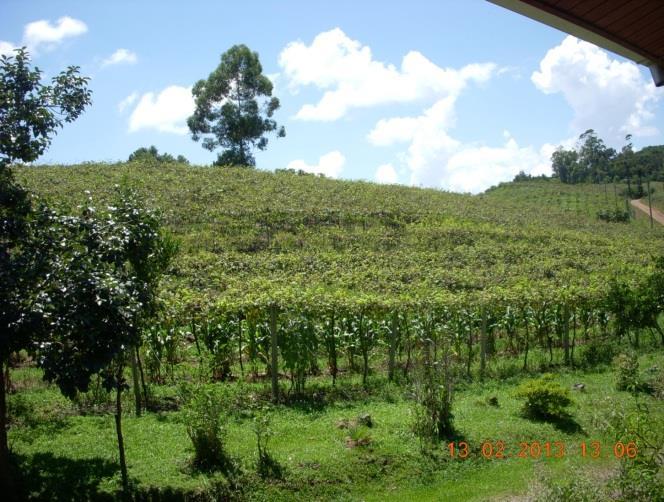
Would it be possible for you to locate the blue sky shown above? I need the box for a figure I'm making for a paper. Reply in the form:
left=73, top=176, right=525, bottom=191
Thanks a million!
left=2, top=0, right=662, bottom=193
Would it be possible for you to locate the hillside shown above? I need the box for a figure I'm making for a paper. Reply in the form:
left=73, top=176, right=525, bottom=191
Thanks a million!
left=12, top=163, right=664, bottom=501
left=17, top=163, right=664, bottom=310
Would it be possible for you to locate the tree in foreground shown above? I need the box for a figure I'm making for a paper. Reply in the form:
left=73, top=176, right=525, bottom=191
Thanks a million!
left=187, top=44, right=285, bottom=166
left=0, top=47, right=91, bottom=499
left=36, top=187, right=175, bottom=494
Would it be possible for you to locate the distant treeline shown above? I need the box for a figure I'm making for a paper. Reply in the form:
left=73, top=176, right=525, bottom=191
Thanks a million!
left=551, top=130, right=663, bottom=186
left=514, top=130, right=664, bottom=192
left=128, top=145, right=189, bottom=164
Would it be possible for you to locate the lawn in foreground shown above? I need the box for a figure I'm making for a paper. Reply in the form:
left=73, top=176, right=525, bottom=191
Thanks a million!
left=9, top=351, right=662, bottom=501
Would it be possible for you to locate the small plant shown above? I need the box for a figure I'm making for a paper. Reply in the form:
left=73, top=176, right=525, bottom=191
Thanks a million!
left=345, top=423, right=372, bottom=448
left=614, top=352, right=640, bottom=392
left=411, top=355, right=455, bottom=449
left=646, top=367, right=664, bottom=400
left=596, top=208, right=630, bottom=223
left=72, top=374, right=113, bottom=414
left=253, top=406, right=282, bottom=478
left=180, top=384, right=230, bottom=470
left=516, top=374, right=572, bottom=420
left=580, top=341, right=616, bottom=368
left=535, top=472, right=606, bottom=502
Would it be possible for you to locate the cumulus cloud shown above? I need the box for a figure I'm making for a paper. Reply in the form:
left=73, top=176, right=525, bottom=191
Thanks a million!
left=374, top=164, right=398, bottom=184
left=128, top=86, right=195, bottom=134
left=369, top=98, right=553, bottom=192
left=443, top=134, right=553, bottom=193
left=1, top=17, right=87, bottom=56
left=117, top=92, right=138, bottom=113
left=286, top=151, right=345, bottom=178
left=23, top=16, right=87, bottom=53
left=0, top=41, right=17, bottom=56
left=279, top=28, right=495, bottom=121
left=102, top=48, right=137, bottom=67
left=532, top=35, right=660, bottom=142
left=368, top=96, right=460, bottom=187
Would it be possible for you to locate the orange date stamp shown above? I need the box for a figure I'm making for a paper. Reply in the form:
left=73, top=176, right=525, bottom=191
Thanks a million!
left=447, top=440, right=638, bottom=460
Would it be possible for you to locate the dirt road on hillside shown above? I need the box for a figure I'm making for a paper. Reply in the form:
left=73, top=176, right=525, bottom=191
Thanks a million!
left=630, top=199, right=664, bottom=225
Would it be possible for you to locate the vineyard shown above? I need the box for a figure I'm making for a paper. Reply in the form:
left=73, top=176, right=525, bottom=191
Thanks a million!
left=11, top=162, right=664, bottom=500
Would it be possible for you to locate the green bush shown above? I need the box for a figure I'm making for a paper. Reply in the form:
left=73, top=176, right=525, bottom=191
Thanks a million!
left=253, top=407, right=283, bottom=479
left=535, top=473, right=606, bottom=502
left=411, top=358, right=455, bottom=447
left=516, top=374, right=572, bottom=420
left=614, top=352, right=640, bottom=392
left=180, top=384, right=230, bottom=470
left=580, top=341, right=616, bottom=368
left=596, top=208, right=630, bottom=223
left=614, top=462, right=664, bottom=501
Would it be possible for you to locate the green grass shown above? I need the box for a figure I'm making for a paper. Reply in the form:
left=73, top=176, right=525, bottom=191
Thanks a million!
left=9, top=350, right=663, bottom=500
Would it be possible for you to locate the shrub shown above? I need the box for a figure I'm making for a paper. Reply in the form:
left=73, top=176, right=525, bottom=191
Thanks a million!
left=580, top=341, right=616, bottom=368
left=345, top=423, right=372, bottom=448
left=253, top=407, right=282, bottom=478
left=614, top=352, right=640, bottom=392
left=180, top=384, right=230, bottom=470
left=596, top=208, right=630, bottom=223
left=411, top=358, right=455, bottom=447
left=614, top=462, right=664, bottom=501
left=535, top=473, right=606, bottom=502
left=646, top=367, right=664, bottom=399
left=516, top=374, right=572, bottom=420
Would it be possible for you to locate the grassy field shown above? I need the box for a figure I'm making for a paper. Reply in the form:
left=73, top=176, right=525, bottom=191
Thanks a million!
left=9, top=348, right=664, bottom=501
left=10, top=163, right=664, bottom=500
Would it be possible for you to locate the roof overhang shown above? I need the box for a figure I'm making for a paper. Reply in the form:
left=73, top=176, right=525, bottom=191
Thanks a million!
left=488, top=0, right=664, bottom=87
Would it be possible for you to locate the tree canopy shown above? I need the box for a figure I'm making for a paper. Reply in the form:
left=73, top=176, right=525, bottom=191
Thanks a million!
left=0, top=46, right=93, bottom=500
left=0, top=47, right=91, bottom=165
left=187, top=44, right=285, bottom=167
left=128, top=145, right=189, bottom=164
left=550, top=130, right=664, bottom=186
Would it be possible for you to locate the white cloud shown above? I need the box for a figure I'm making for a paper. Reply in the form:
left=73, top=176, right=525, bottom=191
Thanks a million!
left=117, top=92, right=138, bottom=113
left=365, top=34, right=664, bottom=193
left=368, top=96, right=460, bottom=187
left=374, top=164, right=398, bottom=184
left=369, top=96, right=554, bottom=192
left=443, top=136, right=553, bottom=193
left=368, top=95, right=458, bottom=146
left=102, top=48, right=137, bottom=67
left=23, top=16, right=87, bottom=53
left=128, top=85, right=195, bottom=135
left=279, top=28, right=495, bottom=121
left=532, top=35, right=660, bottom=142
left=286, top=151, right=345, bottom=178
left=0, top=41, right=16, bottom=56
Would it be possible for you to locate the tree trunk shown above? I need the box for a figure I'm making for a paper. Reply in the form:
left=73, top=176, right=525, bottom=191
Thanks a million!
left=237, top=317, right=244, bottom=378
left=388, top=314, right=398, bottom=382
left=0, top=359, right=17, bottom=502
left=359, top=314, right=368, bottom=387
left=269, top=306, right=279, bottom=403
left=466, top=329, right=473, bottom=379
left=523, top=317, right=530, bottom=372
left=135, top=346, right=148, bottom=410
left=479, top=311, right=487, bottom=381
left=648, top=179, right=653, bottom=228
left=327, top=315, right=337, bottom=386
left=130, top=349, right=141, bottom=417
left=570, top=313, right=577, bottom=367
left=563, top=307, right=570, bottom=366
left=115, top=366, right=129, bottom=497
